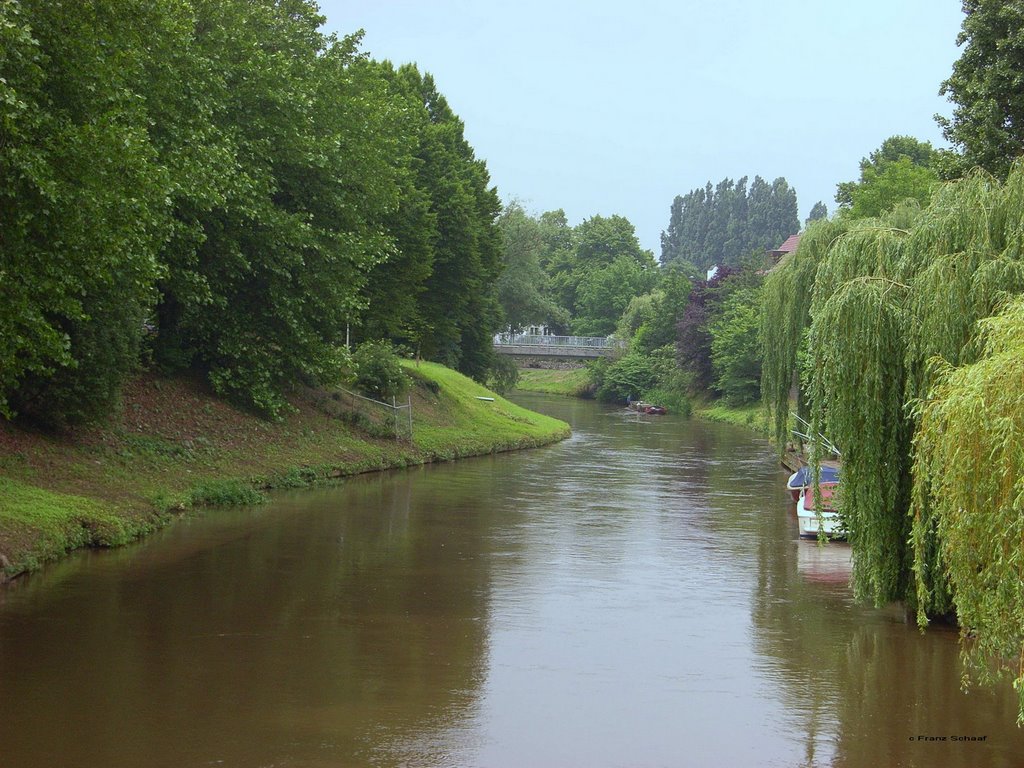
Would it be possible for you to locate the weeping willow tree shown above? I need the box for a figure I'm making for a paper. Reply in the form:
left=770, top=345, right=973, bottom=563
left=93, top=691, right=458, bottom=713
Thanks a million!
left=760, top=218, right=849, bottom=450
left=760, top=162, right=1024, bottom=719
left=806, top=223, right=914, bottom=605
left=896, top=172, right=1024, bottom=620
left=763, top=162, right=1024, bottom=618
left=911, top=296, right=1024, bottom=721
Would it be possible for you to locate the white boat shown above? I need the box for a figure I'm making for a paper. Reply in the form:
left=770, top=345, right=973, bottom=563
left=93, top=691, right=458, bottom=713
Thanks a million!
left=795, top=480, right=844, bottom=539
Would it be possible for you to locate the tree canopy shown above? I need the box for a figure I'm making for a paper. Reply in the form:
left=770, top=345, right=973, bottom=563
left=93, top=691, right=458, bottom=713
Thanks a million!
left=0, top=0, right=505, bottom=423
left=762, top=163, right=1024, bottom=717
left=805, top=201, right=828, bottom=226
left=660, top=175, right=799, bottom=270
left=937, top=1, right=1024, bottom=179
left=495, top=202, right=562, bottom=333
left=835, top=136, right=940, bottom=219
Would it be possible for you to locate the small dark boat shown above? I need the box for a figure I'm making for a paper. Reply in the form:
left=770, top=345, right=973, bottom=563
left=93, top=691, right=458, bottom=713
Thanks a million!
left=628, top=401, right=667, bottom=415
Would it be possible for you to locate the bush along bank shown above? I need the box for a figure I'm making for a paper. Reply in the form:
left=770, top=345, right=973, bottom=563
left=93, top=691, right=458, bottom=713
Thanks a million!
left=0, top=361, right=570, bottom=582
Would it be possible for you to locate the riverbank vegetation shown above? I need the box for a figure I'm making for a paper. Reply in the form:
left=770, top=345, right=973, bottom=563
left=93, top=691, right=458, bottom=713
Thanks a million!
left=0, top=0, right=510, bottom=428
left=760, top=2, right=1024, bottom=708
left=764, top=164, right=1024, bottom=716
left=515, top=368, right=593, bottom=397
left=499, top=190, right=790, bottom=414
left=0, top=361, right=569, bottom=581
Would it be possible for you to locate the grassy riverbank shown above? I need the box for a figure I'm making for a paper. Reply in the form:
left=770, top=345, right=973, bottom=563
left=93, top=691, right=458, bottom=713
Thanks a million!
left=515, top=367, right=593, bottom=397
left=515, top=368, right=767, bottom=433
left=691, top=400, right=771, bottom=435
left=0, top=362, right=570, bottom=581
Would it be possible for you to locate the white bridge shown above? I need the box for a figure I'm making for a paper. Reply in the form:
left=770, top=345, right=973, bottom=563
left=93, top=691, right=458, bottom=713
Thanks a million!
left=492, top=333, right=624, bottom=358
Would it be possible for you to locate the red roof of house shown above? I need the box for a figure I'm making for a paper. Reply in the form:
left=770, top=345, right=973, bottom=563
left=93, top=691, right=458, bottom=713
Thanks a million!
left=772, top=234, right=801, bottom=254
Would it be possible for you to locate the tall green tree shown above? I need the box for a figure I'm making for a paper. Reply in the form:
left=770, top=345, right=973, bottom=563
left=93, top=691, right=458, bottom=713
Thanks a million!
left=495, top=202, right=562, bottom=332
left=573, top=255, right=657, bottom=336
left=353, top=60, right=437, bottom=349
left=540, top=209, right=580, bottom=327
left=911, top=295, right=1024, bottom=716
left=152, top=3, right=405, bottom=416
left=0, top=0, right=173, bottom=425
left=560, top=215, right=656, bottom=335
left=391, top=65, right=503, bottom=381
left=835, top=136, right=939, bottom=217
left=937, top=1, right=1024, bottom=179
left=661, top=175, right=799, bottom=270
left=709, top=286, right=763, bottom=406
left=805, top=201, right=828, bottom=225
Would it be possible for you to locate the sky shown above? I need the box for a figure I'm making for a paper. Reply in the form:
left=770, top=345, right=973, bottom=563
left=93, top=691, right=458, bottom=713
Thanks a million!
left=319, top=1, right=967, bottom=256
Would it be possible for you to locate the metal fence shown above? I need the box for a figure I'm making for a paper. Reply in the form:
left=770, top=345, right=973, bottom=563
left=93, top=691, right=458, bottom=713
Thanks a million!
left=493, top=333, right=624, bottom=349
left=336, top=386, right=413, bottom=441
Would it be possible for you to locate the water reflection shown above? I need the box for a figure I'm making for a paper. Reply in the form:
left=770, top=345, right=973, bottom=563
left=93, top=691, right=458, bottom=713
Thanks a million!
left=750, top=479, right=1024, bottom=768
left=0, top=469, right=497, bottom=767
left=1, top=394, right=1023, bottom=767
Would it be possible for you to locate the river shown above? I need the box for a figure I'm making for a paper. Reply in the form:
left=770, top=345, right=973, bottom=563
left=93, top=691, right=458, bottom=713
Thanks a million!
left=1, top=393, right=1022, bottom=767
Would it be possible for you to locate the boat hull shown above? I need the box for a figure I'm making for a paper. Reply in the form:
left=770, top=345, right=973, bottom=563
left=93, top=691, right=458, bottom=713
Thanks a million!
left=795, top=486, right=844, bottom=539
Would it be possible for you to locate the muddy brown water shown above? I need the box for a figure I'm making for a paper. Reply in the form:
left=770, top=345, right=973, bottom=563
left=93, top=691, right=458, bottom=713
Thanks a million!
left=1, top=393, right=1023, bottom=767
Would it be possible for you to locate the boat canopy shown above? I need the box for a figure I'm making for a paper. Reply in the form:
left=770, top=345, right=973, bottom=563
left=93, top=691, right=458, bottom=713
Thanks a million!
left=786, top=465, right=840, bottom=489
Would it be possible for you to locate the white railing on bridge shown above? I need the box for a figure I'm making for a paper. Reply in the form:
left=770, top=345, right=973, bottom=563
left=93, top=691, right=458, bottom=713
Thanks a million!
left=493, top=333, right=625, bottom=349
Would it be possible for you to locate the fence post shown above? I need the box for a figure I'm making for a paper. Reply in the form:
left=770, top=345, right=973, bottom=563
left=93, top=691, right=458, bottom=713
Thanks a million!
left=407, top=395, right=413, bottom=440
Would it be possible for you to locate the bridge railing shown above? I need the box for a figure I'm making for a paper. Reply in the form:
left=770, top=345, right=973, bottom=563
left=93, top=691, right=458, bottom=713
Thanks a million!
left=493, top=333, right=625, bottom=349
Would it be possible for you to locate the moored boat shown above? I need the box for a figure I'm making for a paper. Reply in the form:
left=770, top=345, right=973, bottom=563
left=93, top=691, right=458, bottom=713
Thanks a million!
left=627, top=401, right=667, bottom=415
left=796, top=479, right=844, bottom=539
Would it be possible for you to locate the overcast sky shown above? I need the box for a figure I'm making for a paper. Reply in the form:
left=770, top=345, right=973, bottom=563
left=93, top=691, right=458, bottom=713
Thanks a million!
left=320, top=1, right=966, bottom=255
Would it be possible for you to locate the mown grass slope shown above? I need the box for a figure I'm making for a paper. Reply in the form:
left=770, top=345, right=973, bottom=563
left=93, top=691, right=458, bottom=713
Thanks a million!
left=514, top=367, right=593, bottom=397
left=0, top=362, right=569, bottom=580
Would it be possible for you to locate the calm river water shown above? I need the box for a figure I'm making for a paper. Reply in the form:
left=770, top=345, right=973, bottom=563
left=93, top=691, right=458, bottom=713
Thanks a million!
left=2, top=393, right=1023, bottom=767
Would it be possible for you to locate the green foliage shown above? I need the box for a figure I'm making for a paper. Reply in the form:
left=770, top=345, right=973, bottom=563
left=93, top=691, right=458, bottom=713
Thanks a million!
left=709, top=287, right=763, bottom=406
left=835, top=137, right=940, bottom=219
left=573, top=254, right=657, bottom=336
left=187, top=479, right=267, bottom=507
left=354, top=62, right=436, bottom=347
left=763, top=161, right=1024, bottom=718
left=661, top=175, right=799, bottom=270
left=910, top=296, right=1024, bottom=718
left=389, top=65, right=503, bottom=382
left=836, top=136, right=938, bottom=207
left=151, top=4, right=403, bottom=418
left=760, top=217, right=850, bottom=450
left=486, top=354, right=519, bottom=394
left=616, top=292, right=660, bottom=341
left=0, top=0, right=505, bottom=425
left=937, top=1, right=1024, bottom=179
left=352, top=341, right=410, bottom=401
left=0, top=0, right=172, bottom=426
left=805, top=201, right=828, bottom=225
left=495, top=201, right=561, bottom=332
left=643, top=266, right=692, bottom=354
left=541, top=213, right=655, bottom=336
left=808, top=272, right=913, bottom=606
left=595, top=351, right=656, bottom=403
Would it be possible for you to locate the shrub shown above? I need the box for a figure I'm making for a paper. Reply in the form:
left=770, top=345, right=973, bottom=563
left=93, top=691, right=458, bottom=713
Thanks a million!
left=596, top=351, right=656, bottom=403
left=352, top=341, right=410, bottom=401
left=188, top=479, right=266, bottom=506
left=487, top=354, right=519, bottom=393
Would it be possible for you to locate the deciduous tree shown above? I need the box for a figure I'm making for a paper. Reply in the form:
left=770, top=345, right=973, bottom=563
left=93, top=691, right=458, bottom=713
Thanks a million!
left=835, top=136, right=939, bottom=217
left=937, top=1, right=1024, bottom=178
